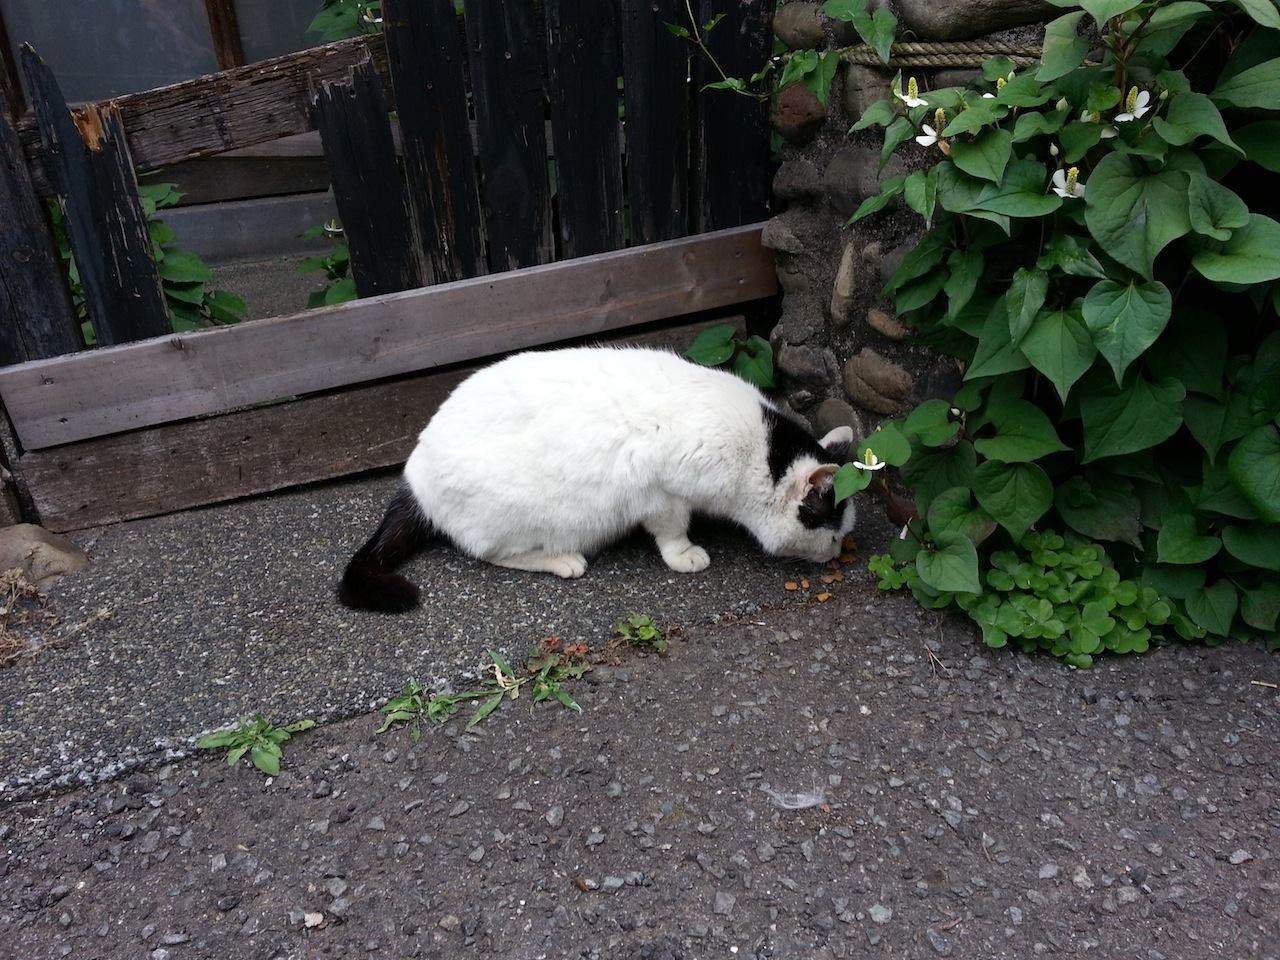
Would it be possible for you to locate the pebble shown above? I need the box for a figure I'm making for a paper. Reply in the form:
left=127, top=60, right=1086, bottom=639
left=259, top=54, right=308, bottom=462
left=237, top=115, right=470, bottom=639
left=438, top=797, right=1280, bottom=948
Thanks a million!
left=448, top=800, right=471, bottom=818
left=438, top=914, right=460, bottom=931
left=1072, top=866, right=1095, bottom=890
left=468, top=846, right=484, bottom=863
left=713, top=891, right=737, bottom=916
left=546, top=805, right=565, bottom=828
left=757, top=842, right=777, bottom=863
left=1229, top=849, right=1253, bottom=864
left=366, top=816, right=386, bottom=832
left=926, top=928, right=953, bottom=956
left=1039, top=864, right=1060, bottom=880
left=869, top=904, right=893, bottom=924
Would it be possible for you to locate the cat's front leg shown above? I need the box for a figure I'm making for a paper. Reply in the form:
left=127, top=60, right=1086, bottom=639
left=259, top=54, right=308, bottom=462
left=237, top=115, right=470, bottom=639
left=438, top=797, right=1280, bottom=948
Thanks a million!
left=643, top=499, right=710, bottom=573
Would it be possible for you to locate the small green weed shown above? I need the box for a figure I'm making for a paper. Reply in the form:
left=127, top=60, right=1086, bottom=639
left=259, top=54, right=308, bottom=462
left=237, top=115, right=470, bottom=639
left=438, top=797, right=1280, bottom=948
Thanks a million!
left=298, top=221, right=358, bottom=308
left=614, top=613, right=668, bottom=653
left=379, top=641, right=591, bottom=738
left=197, top=716, right=315, bottom=776
left=685, top=323, right=775, bottom=389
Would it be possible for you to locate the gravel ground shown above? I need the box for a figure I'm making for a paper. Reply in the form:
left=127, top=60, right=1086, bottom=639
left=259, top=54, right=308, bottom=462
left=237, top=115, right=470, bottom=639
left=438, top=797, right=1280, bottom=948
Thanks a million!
left=0, top=473, right=882, bottom=799
left=2, top=581, right=1277, bottom=960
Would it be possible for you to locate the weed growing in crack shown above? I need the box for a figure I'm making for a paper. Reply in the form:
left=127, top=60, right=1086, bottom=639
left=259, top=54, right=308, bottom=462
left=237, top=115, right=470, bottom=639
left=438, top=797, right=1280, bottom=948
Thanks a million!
left=613, top=613, right=668, bottom=653
left=197, top=717, right=316, bottom=776
left=379, top=641, right=592, bottom=738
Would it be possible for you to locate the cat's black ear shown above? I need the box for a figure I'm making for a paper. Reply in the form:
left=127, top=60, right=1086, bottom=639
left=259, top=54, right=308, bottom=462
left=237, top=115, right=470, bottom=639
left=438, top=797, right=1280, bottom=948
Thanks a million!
left=817, top=426, right=854, bottom=463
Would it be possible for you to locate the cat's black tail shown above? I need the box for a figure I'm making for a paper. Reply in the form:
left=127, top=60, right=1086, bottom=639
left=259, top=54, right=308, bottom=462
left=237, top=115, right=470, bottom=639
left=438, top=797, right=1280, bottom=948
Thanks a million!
left=338, top=485, right=433, bottom=613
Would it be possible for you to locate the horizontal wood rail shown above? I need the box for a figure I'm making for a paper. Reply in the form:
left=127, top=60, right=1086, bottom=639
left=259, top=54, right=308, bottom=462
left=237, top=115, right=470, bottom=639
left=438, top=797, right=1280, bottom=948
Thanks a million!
left=18, top=34, right=390, bottom=193
left=0, top=224, right=776, bottom=450
left=19, top=315, right=749, bottom=532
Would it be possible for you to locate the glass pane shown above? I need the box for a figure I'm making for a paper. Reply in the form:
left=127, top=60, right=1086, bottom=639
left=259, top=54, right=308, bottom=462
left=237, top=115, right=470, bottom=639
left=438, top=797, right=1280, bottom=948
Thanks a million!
left=234, top=0, right=322, bottom=64
left=2, top=0, right=219, bottom=102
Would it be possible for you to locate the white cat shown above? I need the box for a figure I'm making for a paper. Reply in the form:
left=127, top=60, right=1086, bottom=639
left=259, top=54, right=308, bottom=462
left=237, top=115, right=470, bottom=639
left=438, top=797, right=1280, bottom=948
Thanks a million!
left=338, top=346, right=855, bottom=612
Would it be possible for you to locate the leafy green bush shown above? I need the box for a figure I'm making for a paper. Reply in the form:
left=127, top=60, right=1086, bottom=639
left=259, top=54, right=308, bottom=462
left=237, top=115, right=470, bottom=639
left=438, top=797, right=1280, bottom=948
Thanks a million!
left=50, top=181, right=245, bottom=344
left=308, top=0, right=383, bottom=42
left=841, top=0, right=1280, bottom=662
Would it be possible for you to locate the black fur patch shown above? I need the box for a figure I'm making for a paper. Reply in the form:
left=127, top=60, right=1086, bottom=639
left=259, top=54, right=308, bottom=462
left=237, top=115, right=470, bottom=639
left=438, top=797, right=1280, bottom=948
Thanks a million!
left=761, top=404, right=845, bottom=531
left=762, top=404, right=832, bottom=482
left=338, top=485, right=433, bottom=613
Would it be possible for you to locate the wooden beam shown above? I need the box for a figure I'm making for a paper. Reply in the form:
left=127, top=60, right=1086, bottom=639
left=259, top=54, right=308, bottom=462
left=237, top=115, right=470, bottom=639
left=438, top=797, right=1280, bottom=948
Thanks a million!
left=20, top=314, right=750, bottom=532
left=0, top=88, right=79, bottom=362
left=22, top=47, right=169, bottom=347
left=312, top=57, right=425, bottom=296
left=0, top=224, right=776, bottom=450
left=0, top=6, right=23, bottom=118
left=18, top=34, right=390, bottom=192
left=383, top=0, right=486, bottom=283
left=204, top=0, right=246, bottom=71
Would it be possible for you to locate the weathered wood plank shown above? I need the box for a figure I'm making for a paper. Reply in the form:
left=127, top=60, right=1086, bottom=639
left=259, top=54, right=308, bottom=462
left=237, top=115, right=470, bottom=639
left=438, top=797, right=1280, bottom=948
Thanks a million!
left=0, top=88, right=79, bottom=363
left=383, top=0, right=486, bottom=283
left=0, top=224, right=776, bottom=449
left=21, top=314, right=749, bottom=532
left=694, top=0, right=776, bottom=231
left=620, top=0, right=691, bottom=244
left=204, top=0, right=246, bottom=71
left=312, top=58, right=424, bottom=297
left=0, top=7, right=22, bottom=118
left=18, top=34, right=391, bottom=193
left=162, top=155, right=331, bottom=206
left=22, top=47, right=169, bottom=347
left=465, top=0, right=553, bottom=270
left=544, top=0, right=625, bottom=258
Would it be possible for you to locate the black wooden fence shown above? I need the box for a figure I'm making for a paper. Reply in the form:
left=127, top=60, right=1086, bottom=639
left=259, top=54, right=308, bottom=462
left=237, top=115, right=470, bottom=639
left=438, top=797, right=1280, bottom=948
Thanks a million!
left=0, top=0, right=776, bottom=362
left=0, top=0, right=780, bottom=530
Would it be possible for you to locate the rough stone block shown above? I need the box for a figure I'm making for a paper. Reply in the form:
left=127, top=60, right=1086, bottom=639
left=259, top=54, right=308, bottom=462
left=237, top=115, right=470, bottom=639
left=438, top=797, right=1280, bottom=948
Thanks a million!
left=773, top=2, right=825, bottom=50
left=896, top=0, right=1057, bottom=42
left=0, top=523, right=89, bottom=589
left=778, top=344, right=839, bottom=386
left=772, top=83, right=826, bottom=147
left=867, top=308, right=909, bottom=340
left=931, top=68, right=983, bottom=91
left=772, top=160, right=823, bottom=204
left=841, top=64, right=889, bottom=122
left=761, top=217, right=805, bottom=255
left=830, top=240, right=859, bottom=326
left=812, top=398, right=867, bottom=449
left=843, top=348, right=913, bottom=414
left=824, top=145, right=907, bottom=218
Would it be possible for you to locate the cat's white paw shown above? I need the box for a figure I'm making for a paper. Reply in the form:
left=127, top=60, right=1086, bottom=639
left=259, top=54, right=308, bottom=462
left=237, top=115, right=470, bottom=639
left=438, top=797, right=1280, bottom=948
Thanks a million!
left=663, top=544, right=711, bottom=573
left=549, top=553, right=588, bottom=579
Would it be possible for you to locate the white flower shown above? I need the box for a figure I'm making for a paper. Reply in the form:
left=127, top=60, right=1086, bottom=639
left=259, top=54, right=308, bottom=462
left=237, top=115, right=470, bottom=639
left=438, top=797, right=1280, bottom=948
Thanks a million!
left=1115, top=87, right=1151, bottom=122
left=896, top=75, right=928, bottom=108
left=981, top=92, right=995, bottom=99
left=1052, top=166, right=1086, bottom=200
left=1049, top=142, right=1059, bottom=157
left=1099, top=126, right=1118, bottom=139
left=915, top=124, right=939, bottom=147
left=853, top=448, right=886, bottom=472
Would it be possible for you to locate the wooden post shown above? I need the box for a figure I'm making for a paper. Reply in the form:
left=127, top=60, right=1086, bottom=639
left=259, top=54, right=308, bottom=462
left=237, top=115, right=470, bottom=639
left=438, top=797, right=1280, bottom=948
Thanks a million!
left=204, top=0, right=246, bottom=71
left=22, top=45, right=170, bottom=346
left=0, top=7, right=23, bottom=117
left=694, top=0, right=776, bottom=232
left=0, top=88, right=79, bottom=364
left=382, top=0, right=486, bottom=283
left=464, top=0, right=553, bottom=271
left=620, top=0, right=691, bottom=245
left=312, top=57, right=425, bottom=298
left=544, top=0, right=625, bottom=259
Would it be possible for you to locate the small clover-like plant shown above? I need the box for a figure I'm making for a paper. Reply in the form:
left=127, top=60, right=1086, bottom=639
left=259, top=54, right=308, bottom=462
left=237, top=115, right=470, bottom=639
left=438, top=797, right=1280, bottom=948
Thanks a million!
left=197, top=716, right=315, bottom=777
left=614, top=613, right=668, bottom=653
left=685, top=324, right=775, bottom=389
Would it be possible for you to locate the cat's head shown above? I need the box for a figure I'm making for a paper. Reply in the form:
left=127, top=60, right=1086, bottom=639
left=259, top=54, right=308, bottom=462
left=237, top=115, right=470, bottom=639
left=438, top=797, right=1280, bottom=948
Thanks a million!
left=759, top=411, right=857, bottom=564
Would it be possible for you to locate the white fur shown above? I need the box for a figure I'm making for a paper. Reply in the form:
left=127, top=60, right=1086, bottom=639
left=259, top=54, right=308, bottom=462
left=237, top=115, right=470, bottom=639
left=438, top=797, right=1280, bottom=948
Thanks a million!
left=403, top=346, right=855, bottom=578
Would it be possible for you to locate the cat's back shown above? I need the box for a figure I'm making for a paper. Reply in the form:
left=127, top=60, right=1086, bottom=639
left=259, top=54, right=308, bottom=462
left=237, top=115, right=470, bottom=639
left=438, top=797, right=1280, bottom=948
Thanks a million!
left=428, top=345, right=762, bottom=436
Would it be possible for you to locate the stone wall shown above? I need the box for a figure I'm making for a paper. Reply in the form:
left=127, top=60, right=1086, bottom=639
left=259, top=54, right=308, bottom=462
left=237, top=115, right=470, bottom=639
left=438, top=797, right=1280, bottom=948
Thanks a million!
left=763, top=0, right=1056, bottom=443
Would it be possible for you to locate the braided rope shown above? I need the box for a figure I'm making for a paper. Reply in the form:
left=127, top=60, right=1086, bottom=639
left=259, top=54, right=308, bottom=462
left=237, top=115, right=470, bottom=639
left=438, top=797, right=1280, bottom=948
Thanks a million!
left=837, top=41, right=1043, bottom=68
